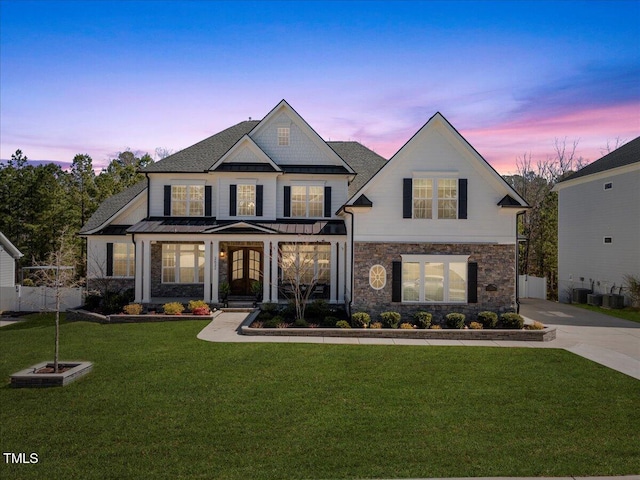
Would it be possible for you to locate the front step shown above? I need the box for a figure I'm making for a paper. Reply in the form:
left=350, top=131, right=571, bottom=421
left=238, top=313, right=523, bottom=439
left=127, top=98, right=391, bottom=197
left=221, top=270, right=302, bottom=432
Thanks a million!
left=222, top=306, right=256, bottom=312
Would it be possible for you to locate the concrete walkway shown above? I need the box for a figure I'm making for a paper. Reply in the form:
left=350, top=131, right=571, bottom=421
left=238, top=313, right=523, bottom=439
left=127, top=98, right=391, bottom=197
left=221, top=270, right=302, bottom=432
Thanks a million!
left=198, top=300, right=640, bottom=380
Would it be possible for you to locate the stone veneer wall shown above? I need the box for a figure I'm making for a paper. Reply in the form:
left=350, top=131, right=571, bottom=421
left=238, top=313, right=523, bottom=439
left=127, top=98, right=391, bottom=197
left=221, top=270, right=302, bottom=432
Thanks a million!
left=352, top=242, right=516, bottom=323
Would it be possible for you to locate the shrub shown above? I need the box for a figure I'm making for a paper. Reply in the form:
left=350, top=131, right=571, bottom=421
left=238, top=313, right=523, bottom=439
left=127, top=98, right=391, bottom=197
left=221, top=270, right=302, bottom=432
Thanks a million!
left=163, top=302, right=185, bottom=315
left=477, top=311, right=498, bottom=329
left=263, top=316, right=283, bottom=328
left=370, top=321, right=383, bottom=329
left=306, top=299, right=330, bottom=320
left=336, top=320, right=351, bottom=329
left=430, top=324, right=442, bottom=329
left=351, top=312, right=371, bottom=328
left=192, top=307, right=210, bottom=315
left=526, top=320, right=545, bottom=330
left=624, top=274, right=640, bottom=308
left=122, top=303, right=143, bottom=315
left=445, top=313, right=466, bottom=329
left=261, top=302, right=279, bottom=314
left=400, top=322, right=415, bottom=329
left=22, top=278, right=35, bottom=287
left=380, top=311, right=401, bottom=329
left=251, top=320, right=263, bottom=328
left=187, top=300, right=210, bottom=315
left=102, top=292, right=130, bottom=315
left=413, top=311, right=432, bottom=329
left=257, top=311, right=273, bottom=321
left=501, top=312, right=524, bottom=329
left=83, top=293, right=102, bottom=311
left=321, top=316, right=339, bottom=327
left=469, top=321, right=483, bottom=330
left=294, top=318, right=308, bottom=327
left=276, top=321, right=291, bottom=329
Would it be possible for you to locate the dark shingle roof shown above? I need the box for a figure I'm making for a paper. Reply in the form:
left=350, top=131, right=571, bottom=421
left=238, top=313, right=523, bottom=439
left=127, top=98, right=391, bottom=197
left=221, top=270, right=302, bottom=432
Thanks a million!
left=143, top=121, right=260, bottom=172
left=79, top=181, right=147, bottom=234
left=560, top=136, right=640, bottom=183
left=328, top=141, right=387, bottom=197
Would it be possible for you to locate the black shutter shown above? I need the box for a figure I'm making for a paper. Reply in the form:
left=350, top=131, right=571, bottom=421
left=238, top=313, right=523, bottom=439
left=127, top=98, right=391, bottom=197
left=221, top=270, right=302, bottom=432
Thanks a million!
left=458, top=178, right=468, bottom=219
left=403, top=178, right=412, bottom=218
left=392, top=261, right=402, bottom=302
left=468, top=262, right=478, bottom=303
left=256, top=185, right=263, bottom=217
left=164, top=185, right=171, bottom=216
left=229, top=184, right=237, bottom=216
left=106, top=243, right=113, bottom=277
left=324, top=186, right=332, bottom=218
left=205, top=186, right=212, bottom=216
left=283, top=186, right=291, bottom=217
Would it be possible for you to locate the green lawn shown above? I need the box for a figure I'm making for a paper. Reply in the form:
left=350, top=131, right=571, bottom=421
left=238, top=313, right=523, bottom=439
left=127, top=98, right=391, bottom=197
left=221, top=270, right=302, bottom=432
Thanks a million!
left=573, top=303, right=640, bottom=324
left=1, top=314, right=638, bottom=480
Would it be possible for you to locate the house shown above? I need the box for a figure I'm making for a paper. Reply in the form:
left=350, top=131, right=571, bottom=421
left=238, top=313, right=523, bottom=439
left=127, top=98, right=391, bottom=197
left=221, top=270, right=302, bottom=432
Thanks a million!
left=0, top=232, right=23, bottom=311
left=554, top=137, right=640, bottom=305
left=80, top=100, right=528, bottom=320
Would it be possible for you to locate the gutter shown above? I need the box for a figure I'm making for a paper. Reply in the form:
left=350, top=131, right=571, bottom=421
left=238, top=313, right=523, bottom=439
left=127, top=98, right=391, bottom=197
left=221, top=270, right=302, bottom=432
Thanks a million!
left=341, top=207, right=355, bottom=317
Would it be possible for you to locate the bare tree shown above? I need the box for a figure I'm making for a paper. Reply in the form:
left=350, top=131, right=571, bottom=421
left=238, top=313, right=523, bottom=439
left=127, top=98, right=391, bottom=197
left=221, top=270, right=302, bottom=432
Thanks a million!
left=279, top=243, right=321, bottom=322
left=601, top=137, right=628, bottom=156
left=32, top=229, right=80, bottom=373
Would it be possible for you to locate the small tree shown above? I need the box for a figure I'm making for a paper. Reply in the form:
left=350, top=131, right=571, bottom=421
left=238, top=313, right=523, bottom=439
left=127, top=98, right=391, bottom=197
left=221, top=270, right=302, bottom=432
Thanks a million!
left=32, top=230, right=80, bottom=373
left=279, top=243, right=321, bottom=322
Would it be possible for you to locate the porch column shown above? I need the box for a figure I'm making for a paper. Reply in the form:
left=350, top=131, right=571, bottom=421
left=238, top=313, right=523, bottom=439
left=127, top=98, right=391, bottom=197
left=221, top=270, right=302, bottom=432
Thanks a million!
left=330, top=241, right=338, bottom=304
left=270, top=241, right=279, bottom=301
left=134, top=239, right=144, bottom=303
left=211, top=240, right=219, bottom=303
left=142, top=239, right=151, bottom=303
left=337, top=241, right=346, bottom=303
left=262, top=240, right=271, bottom=303
left=203, top=241, right=212, bottom=303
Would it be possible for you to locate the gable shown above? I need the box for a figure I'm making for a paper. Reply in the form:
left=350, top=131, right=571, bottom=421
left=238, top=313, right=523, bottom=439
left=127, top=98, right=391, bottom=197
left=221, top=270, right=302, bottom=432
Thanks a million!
left=347, top=112, right=527, bottom=209
left=209, top=135, right=281, bottom=173
left=250, top=100, right=355, bottom=172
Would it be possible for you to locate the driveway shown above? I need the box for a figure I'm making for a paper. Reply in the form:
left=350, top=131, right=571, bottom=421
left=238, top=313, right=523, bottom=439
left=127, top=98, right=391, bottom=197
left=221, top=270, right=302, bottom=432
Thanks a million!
left=520, top=298, right=640, bottom=379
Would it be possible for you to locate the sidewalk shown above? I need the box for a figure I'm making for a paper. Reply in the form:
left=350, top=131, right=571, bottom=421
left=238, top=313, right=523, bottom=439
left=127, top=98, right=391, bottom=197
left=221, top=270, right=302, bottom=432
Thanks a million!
left=198, top=300, right=640, bottom=380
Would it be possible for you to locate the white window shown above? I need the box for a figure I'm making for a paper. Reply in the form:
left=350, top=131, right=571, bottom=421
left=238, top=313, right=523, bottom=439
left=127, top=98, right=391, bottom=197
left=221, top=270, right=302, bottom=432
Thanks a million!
left=172, top=185, right=204, bottom=216
left=412, top=178, right=457, bottom=219
left=113, top=243, right=134, bottom=277
left=401, top=255, right=468, bottom=303
left=162, top=244, right=205, bottom=283
left=369, top=265, right=386, bottom=290
left=237, top=185, right=256, bottom=216
left=278, top=127, right=290, bottom=146
left=280, top=244, right=330, bottom=285
left=291, top=185, right=324, bottom=217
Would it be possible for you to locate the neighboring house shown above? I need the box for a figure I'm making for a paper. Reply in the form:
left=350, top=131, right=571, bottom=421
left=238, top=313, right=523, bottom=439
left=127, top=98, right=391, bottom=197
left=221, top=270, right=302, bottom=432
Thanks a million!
left=0, top=231, right=23, bottom=287
left=80, top=100, right=528, bottom=319
left=554, top=137, right=640, bottom=305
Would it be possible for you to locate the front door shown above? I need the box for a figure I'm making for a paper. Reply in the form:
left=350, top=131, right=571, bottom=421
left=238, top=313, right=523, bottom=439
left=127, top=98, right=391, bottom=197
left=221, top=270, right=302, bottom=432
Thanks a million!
left=229, top=247, right=262, bottom=296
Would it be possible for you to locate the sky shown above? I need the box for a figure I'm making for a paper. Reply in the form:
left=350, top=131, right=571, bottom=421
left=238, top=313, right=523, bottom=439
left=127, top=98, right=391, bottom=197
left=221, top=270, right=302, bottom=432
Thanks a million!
left=1, top=0, right=639, bottom=174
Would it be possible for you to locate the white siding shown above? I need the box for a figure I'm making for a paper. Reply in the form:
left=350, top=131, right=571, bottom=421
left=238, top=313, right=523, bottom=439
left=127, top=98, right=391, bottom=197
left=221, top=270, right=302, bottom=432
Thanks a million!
left=87, top=235, right=135, bottom=279
left=352, top=121, right=519, bottom=243
left=252, top=111, right=343, bottom=166
left=148, top=173, right=217, bottom=217
left=558, top=168, right=640, bottom=299
left=0, top=248, right=16, bottom=286
left=111, top=194, right=146, bottom=225
left=277, top=175, right=349, bottom=219
left=216, top=173, right=278, bottom=221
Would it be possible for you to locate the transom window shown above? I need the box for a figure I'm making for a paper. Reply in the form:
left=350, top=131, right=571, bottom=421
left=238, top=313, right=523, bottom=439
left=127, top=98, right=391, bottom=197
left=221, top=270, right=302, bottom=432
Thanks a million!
left=172, top=185, right=204, bottom=216
left=237, top=185, right=256, bottom=216
left=412, top=178, right=457, bottom=219
left=280, top=244, right=330, bottom=285
left=162, top=244, right=205, bottom=283
left=113, top=243, right=134, bottom=277
left=401, top=255, right=468, bottom=303
left=291, top=185, right=324, bottom=217
left=278, top=127, right=290, bottom=146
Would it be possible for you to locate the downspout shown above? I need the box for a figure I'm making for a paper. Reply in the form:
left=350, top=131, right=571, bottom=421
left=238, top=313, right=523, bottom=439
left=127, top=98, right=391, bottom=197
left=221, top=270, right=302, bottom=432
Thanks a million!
left=343, top=208, right=355, bottom=317
left=144, top=173, right=150, bottom=219
left=131, top=233, right=138, bottom=303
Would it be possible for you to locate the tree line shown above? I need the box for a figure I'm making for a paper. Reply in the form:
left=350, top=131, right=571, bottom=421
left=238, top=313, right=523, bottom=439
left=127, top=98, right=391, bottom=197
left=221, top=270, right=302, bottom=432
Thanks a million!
left=0, top=149, right=157, bottom=277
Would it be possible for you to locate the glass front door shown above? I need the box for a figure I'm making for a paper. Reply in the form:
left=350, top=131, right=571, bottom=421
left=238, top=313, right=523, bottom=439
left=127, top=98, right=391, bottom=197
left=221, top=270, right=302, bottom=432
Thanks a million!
left=229, top=247, right=262, bottom=296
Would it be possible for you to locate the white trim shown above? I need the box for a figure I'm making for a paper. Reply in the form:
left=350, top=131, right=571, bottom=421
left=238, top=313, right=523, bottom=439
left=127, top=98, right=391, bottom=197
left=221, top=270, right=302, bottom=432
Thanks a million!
left=553, top=162, right=640, bottom=191
left=369, top=264, right=387, bottom=290
left=209, top=135, right=282, bottom=172
left=401, top=254, right=470, bottom=263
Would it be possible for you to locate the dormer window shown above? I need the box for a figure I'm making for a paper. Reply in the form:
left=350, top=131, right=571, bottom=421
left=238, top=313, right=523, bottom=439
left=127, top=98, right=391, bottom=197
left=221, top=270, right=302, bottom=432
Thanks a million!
left=278, top=127, right=290, bottom=146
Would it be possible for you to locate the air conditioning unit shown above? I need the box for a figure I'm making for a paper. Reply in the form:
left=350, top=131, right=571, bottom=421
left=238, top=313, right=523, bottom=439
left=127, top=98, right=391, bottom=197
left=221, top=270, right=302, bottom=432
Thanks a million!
left=587, top=294, right=602, bottom=306
left=572, top=288, right=592, bottom=304
left=602, top=294, right=625, bottom=309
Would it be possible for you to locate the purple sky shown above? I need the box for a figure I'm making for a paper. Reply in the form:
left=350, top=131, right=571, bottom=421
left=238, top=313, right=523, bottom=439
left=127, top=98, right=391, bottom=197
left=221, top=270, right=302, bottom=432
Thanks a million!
left=1, top=0, right=638, bottom=174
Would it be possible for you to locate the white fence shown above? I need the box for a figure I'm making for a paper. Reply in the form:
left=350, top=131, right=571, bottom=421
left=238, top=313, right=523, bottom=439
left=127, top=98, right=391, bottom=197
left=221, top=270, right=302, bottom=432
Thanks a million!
left=518, top=275, right=547, bottom=300
left=0, top=286, right=83, bottom=312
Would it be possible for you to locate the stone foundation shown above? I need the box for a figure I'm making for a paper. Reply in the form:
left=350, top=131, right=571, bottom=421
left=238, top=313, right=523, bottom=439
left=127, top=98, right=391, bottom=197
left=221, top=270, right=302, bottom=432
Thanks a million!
left=352, top=242, right=516, bottom=322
